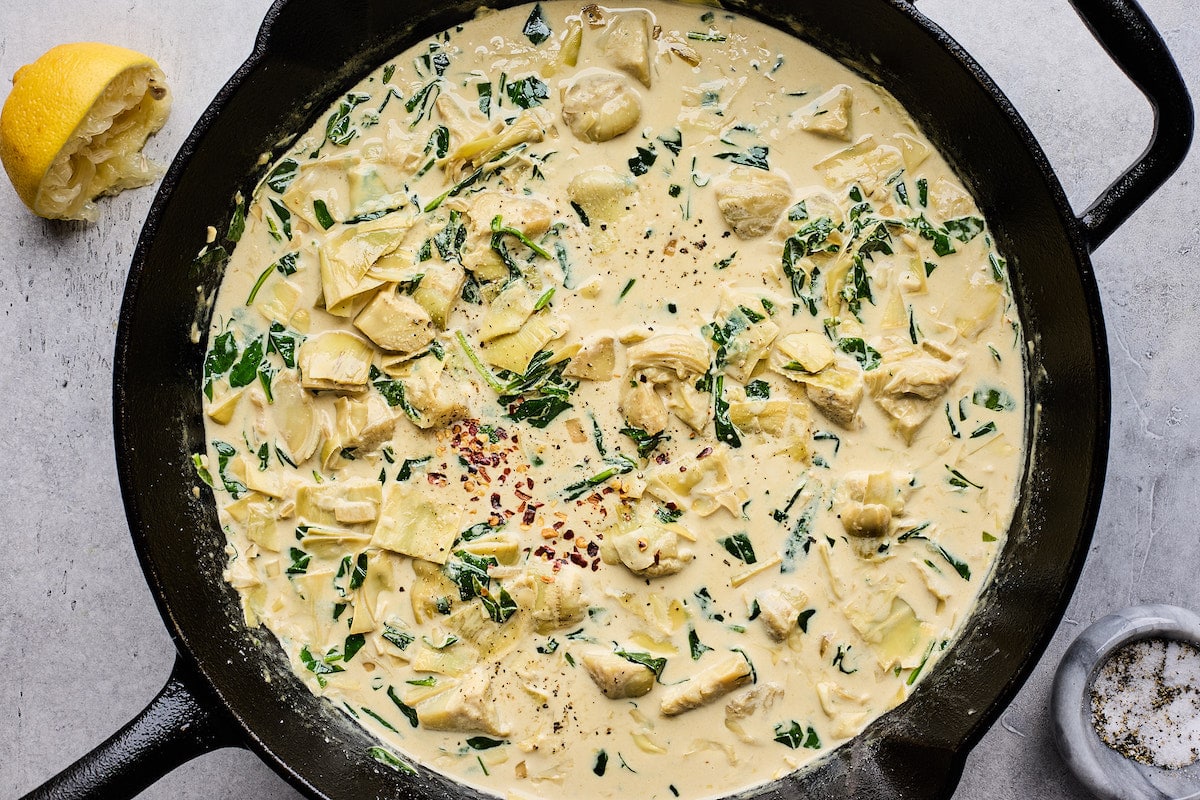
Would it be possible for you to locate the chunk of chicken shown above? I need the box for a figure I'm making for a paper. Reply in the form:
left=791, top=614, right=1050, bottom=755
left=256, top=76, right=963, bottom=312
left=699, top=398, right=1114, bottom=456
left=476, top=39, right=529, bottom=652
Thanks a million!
left=660, top=652, right=753, bottom=716
left=417, top=668, right=511, bottom=736
left=772, top=341, right=863, bottom=428
left=804, top=368, right=864, bottom=428
left=561, top=69, right=642, bottom=143
left=353, top=288, right=435, bottom=356
left=792, top=84, right=854, bottom=139
left=582, top=651, right=656, bottom=699
left=714, top=168, right=792, bottom=239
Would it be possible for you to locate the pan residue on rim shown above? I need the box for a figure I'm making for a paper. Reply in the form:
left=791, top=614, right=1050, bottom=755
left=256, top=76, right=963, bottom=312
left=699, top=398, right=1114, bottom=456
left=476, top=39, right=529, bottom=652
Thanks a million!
left=194, top=2, right=1025, bottom=797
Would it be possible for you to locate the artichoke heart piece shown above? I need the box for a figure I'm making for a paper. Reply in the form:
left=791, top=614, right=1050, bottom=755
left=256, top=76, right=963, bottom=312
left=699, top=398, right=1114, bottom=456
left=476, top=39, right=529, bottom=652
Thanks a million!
left=353, top=287, right=435, bottom=356
left=480, top=280, right=538, bottom=342
left=756, top=586, right=809, bottom=641
left=774, top=332, right=835, bottom=374
left=660, top=652, right=753, bottom=716
left=319, top=215, right=413, bottom=315
left=836, top=469, right=912, bottom=538
left=773, top=345, right=862, bottom=428
left=448, top=109, right=547, bottom=177
left=529, top=568, right=587, bottom=632
left=461, top=192, right=552, bottom=280
left=417, top=669, right=511, bottom=735
left=715, top=168, right=793, bottom=239
left=246, top=502, right=285, bottom=552
left=411, top=261, right=465, bottom=328
left=865, top=338, right=966, bottom=441
left=644, top=449, right=746, bottom=518
left=296, top=480, right=383, bottom=527
left=627, top=333, right=711, bottom=378
left=791, top=84, right=854, bottom=140
left=298, top=330, right=374, bottom=392
left=371, top=480, right=464, bottom=565
left=481, top=313, right=568, bottom=374
left=717, top=299, right=781, bottom=382
left=333, top=392, right=396, bottom=453
left=563, top=333, right=616, bottom=381
left=394, top=354, right=470, bottom=430
left=582, top=651, right=655, bottom=699
left=609, top=523, right=692, bottom=577
left=561, top=69, right=642, bottom=143
left=815, top=135, right=907, bottom=200
left=567, top=167, right=637, bottom=223
left=281, top=159, right=349, bottom=229
left=271, top=370, right=322, bottom=462
left=602, top=11, right=653, bottom=87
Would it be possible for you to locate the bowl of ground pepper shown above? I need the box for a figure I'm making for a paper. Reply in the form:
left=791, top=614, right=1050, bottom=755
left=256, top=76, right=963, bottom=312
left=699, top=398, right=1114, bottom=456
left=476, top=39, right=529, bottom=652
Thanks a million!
left=1052, top=604, right=1200, bottom=800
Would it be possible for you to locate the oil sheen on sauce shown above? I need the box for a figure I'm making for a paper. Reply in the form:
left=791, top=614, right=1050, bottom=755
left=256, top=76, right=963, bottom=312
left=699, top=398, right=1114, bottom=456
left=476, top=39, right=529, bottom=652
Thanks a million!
left=198, top=3, right=1025, bottom=797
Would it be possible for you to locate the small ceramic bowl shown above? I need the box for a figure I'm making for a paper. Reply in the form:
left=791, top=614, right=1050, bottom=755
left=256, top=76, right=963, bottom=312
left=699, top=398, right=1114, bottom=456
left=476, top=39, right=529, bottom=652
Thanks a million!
left=1052, top=603, right=1200, bottom=800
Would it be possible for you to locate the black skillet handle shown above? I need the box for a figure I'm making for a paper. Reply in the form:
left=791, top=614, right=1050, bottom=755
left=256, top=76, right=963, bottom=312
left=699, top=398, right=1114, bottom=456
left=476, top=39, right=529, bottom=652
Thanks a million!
left=19, top=656, right=242, bottom=800
left=1067, top=0, right=1193, bottom=251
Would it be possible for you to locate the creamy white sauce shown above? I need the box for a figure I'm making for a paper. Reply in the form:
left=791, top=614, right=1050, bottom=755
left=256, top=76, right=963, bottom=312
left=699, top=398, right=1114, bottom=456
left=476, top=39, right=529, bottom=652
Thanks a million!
left=198, top=3, right=1025, bottom=798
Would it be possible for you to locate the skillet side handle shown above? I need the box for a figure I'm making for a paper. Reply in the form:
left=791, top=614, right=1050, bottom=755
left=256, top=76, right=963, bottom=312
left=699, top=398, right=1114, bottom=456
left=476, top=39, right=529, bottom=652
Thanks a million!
left=19, top=656, right=242, bottom=800
left=1068, top=0, right=1193, bottom=252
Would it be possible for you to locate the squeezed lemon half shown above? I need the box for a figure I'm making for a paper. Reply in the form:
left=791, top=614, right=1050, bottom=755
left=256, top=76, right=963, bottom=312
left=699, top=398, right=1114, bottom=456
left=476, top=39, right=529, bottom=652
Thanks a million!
left=0, top=42, right=171, bottom=221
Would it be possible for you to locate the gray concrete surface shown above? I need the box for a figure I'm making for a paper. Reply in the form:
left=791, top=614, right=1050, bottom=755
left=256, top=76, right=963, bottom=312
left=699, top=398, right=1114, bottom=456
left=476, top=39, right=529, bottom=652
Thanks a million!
left=0, top=1, right=1195, bottom=798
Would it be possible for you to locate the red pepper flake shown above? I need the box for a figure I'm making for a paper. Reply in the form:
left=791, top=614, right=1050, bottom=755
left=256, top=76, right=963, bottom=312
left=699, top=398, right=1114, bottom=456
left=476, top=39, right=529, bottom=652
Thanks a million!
left=427, top=472, right=448, bottom=486
left=591, top=558, right=601, bottom=571
left=698, top=447, right=713, bottom=459
left=552, top=520, right=566, bottom=531
left=569, top=552, right=588, bottom=568
left=586, top=541, right=599, bottom=557
left=490, top=493, right=502, bottom=510
left=655, top=452, right=670, bottom=465
left=526, top=477, right=535, bottom=491
left=522, top=505, right=538, bottom=526
left=478, top=466, right=492, bottom=483
left=533, top=545, right=555, bottom=559
left=563, top=529, right=574, bottom=539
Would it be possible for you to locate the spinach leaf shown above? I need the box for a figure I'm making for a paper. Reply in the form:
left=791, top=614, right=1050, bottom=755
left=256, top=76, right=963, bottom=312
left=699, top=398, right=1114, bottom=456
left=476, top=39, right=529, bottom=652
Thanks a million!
left=522, top=3, right=552, bottom=44
left=715, top=145, right=769, bottom=171
left=719, top=532, right=757, bottom=564
left=505, top=75, right=549, bottom=109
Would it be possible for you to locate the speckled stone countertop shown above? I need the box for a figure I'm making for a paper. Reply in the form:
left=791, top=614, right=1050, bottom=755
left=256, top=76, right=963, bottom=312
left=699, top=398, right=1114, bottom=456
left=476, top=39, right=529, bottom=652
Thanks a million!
left=2, top=1, right=1196, bottom=798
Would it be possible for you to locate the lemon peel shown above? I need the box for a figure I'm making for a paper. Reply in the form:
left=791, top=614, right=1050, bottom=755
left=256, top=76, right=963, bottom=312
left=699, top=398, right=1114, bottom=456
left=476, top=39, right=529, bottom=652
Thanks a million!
left=0, top=42, right=172, bottom=221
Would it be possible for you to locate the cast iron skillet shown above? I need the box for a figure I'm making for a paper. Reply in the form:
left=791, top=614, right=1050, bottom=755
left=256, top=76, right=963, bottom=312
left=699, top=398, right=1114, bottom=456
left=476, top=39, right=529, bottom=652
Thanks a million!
left=22, top=0, right=1192, bottom=798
